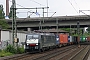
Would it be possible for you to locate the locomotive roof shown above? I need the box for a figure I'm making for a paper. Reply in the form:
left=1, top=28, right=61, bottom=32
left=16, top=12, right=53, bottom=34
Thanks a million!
left=27, top=33, right=55, bottom=36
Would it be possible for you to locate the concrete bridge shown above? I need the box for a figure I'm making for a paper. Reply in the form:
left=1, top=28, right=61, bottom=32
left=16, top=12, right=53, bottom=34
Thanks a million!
left=5, top=15, right=90, bottom=31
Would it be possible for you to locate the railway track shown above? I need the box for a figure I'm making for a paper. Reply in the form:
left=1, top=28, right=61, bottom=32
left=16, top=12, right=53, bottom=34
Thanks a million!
left=0, top=45, right=90, bottom=60
left=17, top=45, right=76, bottom=60
left=33, top=45, right=77, bottom=60
left=68, top=45, right=90, bottom=60
left=0, top=53, right=30, bottom=60
left=56, top=45, right=90, bottom=60
left=0, top=45, right=75, bottom=60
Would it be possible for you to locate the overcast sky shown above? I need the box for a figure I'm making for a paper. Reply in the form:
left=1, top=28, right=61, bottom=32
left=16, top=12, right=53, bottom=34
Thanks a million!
left=0, top=0, right=90, bottom=18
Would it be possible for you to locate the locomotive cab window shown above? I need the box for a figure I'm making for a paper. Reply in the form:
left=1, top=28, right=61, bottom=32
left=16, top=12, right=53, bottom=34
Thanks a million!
left=27, top=35, right=39, bottom=40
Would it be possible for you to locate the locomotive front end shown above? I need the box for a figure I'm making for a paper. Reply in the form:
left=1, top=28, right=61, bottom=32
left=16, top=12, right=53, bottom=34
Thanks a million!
left=25, top=34, right=40, bottom=52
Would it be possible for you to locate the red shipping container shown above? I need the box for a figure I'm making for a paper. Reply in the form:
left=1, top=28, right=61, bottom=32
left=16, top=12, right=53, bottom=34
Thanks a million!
left=59, top=34, right=68, bottom=43
left=87, top=37, right=90, bottom=41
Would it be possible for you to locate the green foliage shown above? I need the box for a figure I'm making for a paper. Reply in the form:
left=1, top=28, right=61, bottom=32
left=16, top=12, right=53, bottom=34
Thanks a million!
left=0, top=10, right=5, bottom=19
left=0, top=19, right=9, bottom=29
left=87, top=27, right=90, bottom=33
left=5, top=44, right=25, bottom=54
left=0, top=49, right=2, bottom=52
left=61, top=28, right=71, bottom=32
left=72, top=34, right=78, bottom=36
left=0, top=5, right=5, bottom=19
left=83, top=32, right=90, bottom=37
left=0, top=45, right=25, bottom=57
left=5, top=44, right=17, bottom=54
left=0, top=5, right=9, bottom=29
left=17, top=46, right=25, bottom=54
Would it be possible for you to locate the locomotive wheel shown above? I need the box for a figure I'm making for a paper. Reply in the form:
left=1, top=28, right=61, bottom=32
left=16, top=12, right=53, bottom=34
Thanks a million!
left=59, top=45, right=62, bottom=47
left=42, top=48, right=45, bottom=52
left=39, top=49, right=42, bottom=53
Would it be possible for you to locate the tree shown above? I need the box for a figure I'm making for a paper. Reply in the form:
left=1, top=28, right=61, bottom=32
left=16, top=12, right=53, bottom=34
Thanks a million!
left=86, top=27, right=90, bottom=33
left=0, top=5, right=9, bottom=29
left=0, top=20, right=9, bottom=29
left=0, top=5, right=5, bottom=19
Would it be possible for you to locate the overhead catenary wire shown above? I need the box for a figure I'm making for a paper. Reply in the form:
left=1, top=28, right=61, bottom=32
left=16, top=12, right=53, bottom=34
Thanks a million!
left=9, top=0, right=56, bottom=18
left=9, top=0, right=26, bottom=8
left=9, top=0, right=26, bottom=20
left=73, top=0, right=81, bottom=15
left=28, top=0, right=56, bottom=17
left=9, top=0, right=35, bottom=16
left=28, top=0, right=45, bottom=6
left=68, top=0, right=78, bottom=14
left=9, top=0, right=48, bottom=18
left=79, top=10, right=90, bottom=18
left=9, top=0, right=37, bottom=28
left=73, top=0, right=80, bottom=10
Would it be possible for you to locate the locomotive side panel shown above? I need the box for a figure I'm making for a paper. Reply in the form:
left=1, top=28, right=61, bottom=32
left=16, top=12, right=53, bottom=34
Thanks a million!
left=41, top=34, right=56, bottom=49
left=25, top=33, right=56, bottom=52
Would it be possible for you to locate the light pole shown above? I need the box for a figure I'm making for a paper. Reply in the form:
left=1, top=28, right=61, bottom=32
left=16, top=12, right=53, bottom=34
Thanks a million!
left=12, top=0, right=16, bottom=46
left=56, top=18, right=58, bottom=34
left=70, top=25, right=71, bottom=35
left=47, top=0, right=48, bottom=17
left=77, top=21, right=80, bottom=47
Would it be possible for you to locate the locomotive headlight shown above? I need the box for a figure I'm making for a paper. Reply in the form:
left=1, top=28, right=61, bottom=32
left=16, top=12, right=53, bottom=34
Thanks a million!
left=27, top=44, right=29, bottom=45
left=36, top=44, right=38, bottom=45
left=56, top=38, right=59, bottom=41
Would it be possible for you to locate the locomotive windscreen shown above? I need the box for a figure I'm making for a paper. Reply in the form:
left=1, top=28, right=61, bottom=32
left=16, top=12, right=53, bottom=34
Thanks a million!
left=26, top=34, right=39, bottom=44
left=27, top=35, right=39, bottom=39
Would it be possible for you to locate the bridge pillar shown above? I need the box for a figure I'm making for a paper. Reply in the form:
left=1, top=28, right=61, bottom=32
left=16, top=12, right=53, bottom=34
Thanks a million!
left=27, top=28, right=32, bottom=31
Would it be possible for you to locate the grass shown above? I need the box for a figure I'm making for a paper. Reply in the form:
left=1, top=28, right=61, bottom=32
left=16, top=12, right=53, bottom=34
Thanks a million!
left=0, top=50, right=13, bottom=57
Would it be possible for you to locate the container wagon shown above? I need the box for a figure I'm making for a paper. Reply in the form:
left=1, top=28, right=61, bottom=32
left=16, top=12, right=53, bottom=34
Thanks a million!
left=80, top=36, right=86, bottom=42
left=86, top=36, right=90, bottom=42
left=59, top=34, right=68, bottom=46
left=68, top=36, right=73, bottom=45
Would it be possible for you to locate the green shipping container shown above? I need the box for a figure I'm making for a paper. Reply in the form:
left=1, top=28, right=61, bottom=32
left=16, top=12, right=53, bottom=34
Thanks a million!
left=80, top=36, right=86, bottom=42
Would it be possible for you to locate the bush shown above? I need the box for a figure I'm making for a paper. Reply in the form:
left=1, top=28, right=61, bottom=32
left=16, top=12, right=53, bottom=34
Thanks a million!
left=0, top=45, right=25, bottom=57
left=5, top=44, right=25, bottom=54
left=4, top=44, right=25, bottom=54
left=17, top=46, right=25, bottom=54
left=5, top=44, right=17, bottom=54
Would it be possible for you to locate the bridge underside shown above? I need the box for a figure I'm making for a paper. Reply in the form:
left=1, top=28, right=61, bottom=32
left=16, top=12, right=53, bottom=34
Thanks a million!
left=6, top=15, right=90, bottom=31
left=8, top=25, right=89, bottom=31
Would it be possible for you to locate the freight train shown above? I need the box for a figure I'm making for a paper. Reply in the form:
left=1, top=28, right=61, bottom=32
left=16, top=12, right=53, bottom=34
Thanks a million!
left=25, top=33, right=87, bottom=52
